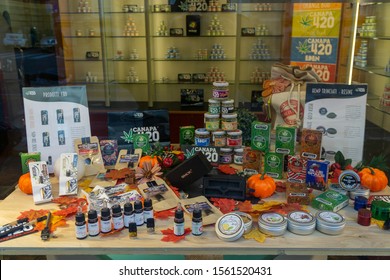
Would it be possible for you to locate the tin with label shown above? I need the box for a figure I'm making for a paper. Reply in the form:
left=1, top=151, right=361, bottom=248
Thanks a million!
left=338, top=170, right=360, bottom=191
left=221, top=113, right=237, bottom=131
left=204, top=113, right=220, bottom=131
left=287, top=211, right=316, bottom=235
left=208, top=99, right=221, bottom=114
left=215, top=213, right=245, bottom=242
left=258, top=212, right=287, bottom=236
left=226, top=129, right=242, bottom=147
left=212, top=130, right=226, bottom=147
left=195, top=128, right=210, bottom=147
left=221, top=99, right=235, bottom=114
left=315, top=211, right=346, bottom=235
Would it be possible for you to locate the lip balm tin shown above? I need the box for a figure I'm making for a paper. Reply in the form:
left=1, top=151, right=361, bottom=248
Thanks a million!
left=338, top=170, right=360, bottom=191
left=233, top=211, right=253, bottom=234
left=258, top=212, right=287, bottom=236
left=349, top=186, right=370, bottom=200
left=287, top=211, right=316, bottom=235
left=215, top=213, right=245, bottom=242
left=315, top=211, right=346, bottom=235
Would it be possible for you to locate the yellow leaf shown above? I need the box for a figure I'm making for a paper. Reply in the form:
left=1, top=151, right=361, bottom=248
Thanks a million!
left=371, top=218, right=384, bottom=229
left=243, top=228, right=267, bottom=243
left=251, top=201, right=283, bottom=212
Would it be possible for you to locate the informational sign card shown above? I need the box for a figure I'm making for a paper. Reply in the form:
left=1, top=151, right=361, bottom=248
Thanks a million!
left=304, top=83, right=368, bottom=166
left=22, top=86, right=91, bottom=173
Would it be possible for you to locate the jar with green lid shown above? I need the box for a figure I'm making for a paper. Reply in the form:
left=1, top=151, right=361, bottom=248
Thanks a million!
left=195, top=128, right=210, bottom=147
left=212, top=130, right=226, bottom=147
left=221, top=113, right=238, bottom=131
left=226, top=129, right=242, bottom=147
left=212, top=81, right=229, bottom=100
left=204, top=113, right=220, bottom=131
left=233, top=147, right=244, bottom=165
left=371, top=200, right=390, bottom=221
left=219, top=147, right=233, bottom=164
left=221, top=99, right=235, bottom=114
left=208, top=99, right=221, bottom=114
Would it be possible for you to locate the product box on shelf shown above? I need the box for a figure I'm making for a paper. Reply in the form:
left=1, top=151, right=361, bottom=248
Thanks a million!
left=242, top=147, right=262, bottom=173
left=286, top=182, right=310, bottom=205
left=264, top=152, right=284, bottom=179
left=311, top=190, right=349, bottom=212
left=300, top=128, right=323, bottom=160
left=186, top=15, right=200, bottom=36
left=180, top=89, right=204, bottom=107
left=180, top=126, right=195, bottom=145
left=20, top=152, right=41, bottom=174
left=306, top=160, right=330, bottom=191
left=275, top=125, right=297, bottom=155
left=251, top=121, right=271, bottom=152
left=287, top=155, right=307, bottom=183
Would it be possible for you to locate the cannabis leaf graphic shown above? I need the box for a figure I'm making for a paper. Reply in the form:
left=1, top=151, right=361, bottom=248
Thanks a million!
left=184, top=148, right=195, bottom=159
left=299, top=15, right=312, bottom=27
left=178, top=1, right=189, bottom=11
left=120, top=129, right=133, bottom=143
left=296, top=40, right=311, bottom=54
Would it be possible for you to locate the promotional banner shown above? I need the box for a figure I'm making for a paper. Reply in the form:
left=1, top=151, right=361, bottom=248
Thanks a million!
left=291, top=3, right=342, bottom=82
left=304, top=83, right=368, bottom=166
left=22, top=86, right=91, bottom=173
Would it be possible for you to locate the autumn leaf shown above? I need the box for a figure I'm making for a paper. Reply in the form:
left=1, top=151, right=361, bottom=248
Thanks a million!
left=218, top=164, right=238, bottom=175
left=251, top=201, right=284, bottom=212
left=169, top=186, right=181, bottom=198
left=371, top=218, right=383, bottom=229
left=34, top=215, right=68, bottom=232
left=101, top=226, right=125, bottom=237
left=17, top=209, right=50, bottom=221
left=275, top=181, right=286, bottom=193
left=161, top=227, right=191, bottom=243
left=237, top=200, right=253, bottom=213
left=243, top=228, right=267, bottom=243
left=211, top=198, right=236, bottom=214
left=106, top=168, right=134, bottom=180
left=154, top=208, right=175, bottom=219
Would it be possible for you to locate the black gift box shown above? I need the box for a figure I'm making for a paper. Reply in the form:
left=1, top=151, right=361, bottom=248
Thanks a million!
left=165, top=152, right=212, bottom=195
left=186, top=15, right=200, bottom=36
left=203, top=174, right=247, bottom=201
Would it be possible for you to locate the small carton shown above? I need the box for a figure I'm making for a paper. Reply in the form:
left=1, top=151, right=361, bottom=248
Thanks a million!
left=306, top=160, right=330, bottom=191
left=20, top=152, right=41, bottom=174
left=180, top=126, right=195, bottom=145
left=264, top=152, right=284, bottom=179
left=311, top=190, right=349, bottom=212
left=300, top=128, right=323, bottom=160
left=29, top=161, right=53, bottom=204
left=99, top=139, right=118, bottom=167
left=59, top=153, right=78, bottom=196
left=251, top=121, right=271, bottom=152
left=286, top=182, right=310, bottom=205
left=287, top=155, right=307, bottom=183
left=275, top=126, right=297, bottom=155
left=133, top=133, right=150, bottom=153
left=242, top=147, right=262, bottom=173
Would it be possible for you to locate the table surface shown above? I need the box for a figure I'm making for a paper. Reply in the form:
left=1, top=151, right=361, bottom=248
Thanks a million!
left=0, top=181, right=390, bottom=257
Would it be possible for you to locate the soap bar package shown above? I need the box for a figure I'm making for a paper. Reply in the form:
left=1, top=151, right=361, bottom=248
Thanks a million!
left=20, top=152, right=41, bottom=174
left=275, top=125, right=296, bottom=155
left=251, top=121, right=270, bottom=152
left=132, top=133, right=150, bottom=153
left=264, top=152, right=284, bottom=179
left=300, top=128, right=323, bottom=160
left=74, top=136, right=105, bottom=176
left=287, top=155, right=307, bottom=183
left=99, top=139, right=118, bottom=167
left=59, top=153, right=78, bottom=196
left=180, top=126, right=195, bottom=145
left=29, top=161, right=53, bottom=204
left=286, top=182, right=310, bottom=205
left=242, top=147, right=262, bottom=173
left=306, top=160, right=330, bottom=191
left=311, top=190, right=349, bottom=212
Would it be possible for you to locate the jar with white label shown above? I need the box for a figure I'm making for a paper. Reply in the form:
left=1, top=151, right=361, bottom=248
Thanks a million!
left=195, top=128, right=210, bottom=147
left=208, top=99, right=221, bottom=114
left=221, top=99, right=235, bottom=114
left=226, top=129, right=242, bottom=147
left=219, top=147, right=233, bottom=164
left=233, top=147, right=244, bottom=165
left=204, top=113, right=220, bottom=131
left=221, top=113, right=238, bottom=131
left=212, top=130, right=226, bottom=147
left=212, top=81, right=229, bottom=100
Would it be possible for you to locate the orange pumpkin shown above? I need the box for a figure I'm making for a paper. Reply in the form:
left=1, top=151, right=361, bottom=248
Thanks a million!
left=247, top=173, right=276, bottom=199
left=18, top=173, right=33, bottom=195
left=358, top=167, right=388, bottom=192
left=138, top=155, right=159, bottom=168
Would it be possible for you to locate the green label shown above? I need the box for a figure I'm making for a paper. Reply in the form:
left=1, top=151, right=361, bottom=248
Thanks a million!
left=133, top=133, right=150, bottom=153
left=264, top=153, right=284, bottom=179
left=251, top=122, right=270, bottom=152
left=275, top=126, right=296, bottom=155
left=180, top=126, right=195, bottom=145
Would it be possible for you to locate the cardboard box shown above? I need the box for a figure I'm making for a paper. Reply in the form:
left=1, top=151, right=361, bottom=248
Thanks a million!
left=311, top=190, right=349, bottom=212
left=287, top=155, right=307, bottom=183
left=203, top=174, right=246, bottom=201
left=186, top=15, right=200, bottom=36
left=275, top=126, right=296, bottom=155
left=264, top=152, right=284, bottom=179
left=251, top=121, right=270, bottom=152
left=300, top=128, right=323, bottom=160
left=286, top=182, right=310, bottom=205
left=306, top=160, right=330, bottom=191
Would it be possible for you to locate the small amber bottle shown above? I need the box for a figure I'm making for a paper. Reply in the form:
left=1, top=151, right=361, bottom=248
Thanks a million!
left=129, top=222, right=137, bottom=238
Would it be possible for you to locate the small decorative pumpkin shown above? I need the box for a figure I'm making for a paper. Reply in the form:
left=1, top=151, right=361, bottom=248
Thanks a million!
left=246, top=173, right=276, bottom=199
left=18, top=173, right=33, bottom=195
left=358, top=167, right=388, bottom=192
left=138, top=155, right=159, bottom=168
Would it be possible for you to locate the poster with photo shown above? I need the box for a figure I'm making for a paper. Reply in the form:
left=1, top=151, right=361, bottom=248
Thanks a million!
left=22, top=86, right=91, bottom=173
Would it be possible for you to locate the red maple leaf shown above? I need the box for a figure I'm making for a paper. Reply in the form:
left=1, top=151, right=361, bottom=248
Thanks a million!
left=169, top=186, right=181, bottom=198
left=217, top=164, right=237, bottom=175
left=17, top=209, right=50, bottom=221
left=211, top=198, right=236, bottom=214
left=154, top=208, right=175, bottom=219
left=237, top=200, right=253, bottom=212
left=272, top=203, right=306, bottom=215
left=275, top=181, right=287, bottom=192
left=161, top=227, right=191, bottom=243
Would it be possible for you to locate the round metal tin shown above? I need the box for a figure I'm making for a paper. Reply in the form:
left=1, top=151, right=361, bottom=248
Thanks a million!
left=338, top=170, right=360, bottom=191
left=258, top=212, right=287, bottom=236
left=287, top=211, right=316, bottom=235
left=349, top=186, right=370, bottom=200
left=316, top=211, right=346, bottom=235
left=233, top=211, right=253, bottom=234
left=215, top=213, right=245, bottom=242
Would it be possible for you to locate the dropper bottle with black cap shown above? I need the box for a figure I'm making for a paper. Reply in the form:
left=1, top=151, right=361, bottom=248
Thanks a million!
left=75, top=206, right=87, bottom=240
left=174, top=202, right=185, bottom=236
left=87, top=206, right=99, bottom=237
left=134, top=198, right=144, bottom=226
left=191, top=203, right=203, bottom=236
left=100, top=201, right=112, bottom=234
left=112, top=203, right=124, bottom=230
left=143, top=196, right=154, bottom=223
left=123, top=198, right=134, bottom=228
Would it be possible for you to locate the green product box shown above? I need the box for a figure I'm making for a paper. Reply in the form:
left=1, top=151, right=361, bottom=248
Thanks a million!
left=180, top=126, right=195, bottom=145
left=251, top=121, right=270, bottom=152
left=20, top=152, right=41, bottom=174
left=275, top=126, right=296, bottom=155
left=311, top=190, right=349, bottom=212
left=133, top=133, right=150, bottom=153
left=264, top=152, right=284, bottom=179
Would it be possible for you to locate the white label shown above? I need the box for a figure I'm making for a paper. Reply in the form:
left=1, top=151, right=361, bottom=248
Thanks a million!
left=135, top=212, right=144, bottom=226
left=112, top=216, right=124, bottom=230
left=192, top=221, right=203, bottom=235
left=100, top=219, right=112, bottom=233
left=88, top=222, right=99, bottom=236
left=124, top=214, right=135, bottom=227
left=174, top=222, right=185, bottom=236
left=144, top=210, right=154, bottom=223
left=75, top=224, right=87, bottom=239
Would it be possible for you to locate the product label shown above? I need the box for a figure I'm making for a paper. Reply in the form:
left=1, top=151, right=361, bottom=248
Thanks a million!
left=195, top=137, right=210, bottom=147
left=212, top=89, right=228, bottom=99
left=205, top=121, right=220, bottom=131
left=124, top=214, right=135, bottom=227
left=100, top=220, right=112, bottom=233
left=226, top=137, right=242, bottom=147
left=318, top=211, right=343, bottom=223
left=174, top=223, right=185, bottom=236
left=261, top=213, right=284, bottom=224
left=135, top=213, right=144, bottom=226
left=289, top=211, right=313, bottom=223
left=218, top=214, right=242, bottom=235
left=88, top=222, right=100, bottom=236
left=112, top=216, right=124, bottom=230
left=221, top=121, right=237, bottom=131
left=192, top=221, right=203, bottom=235
left=75, top=224, right=87, bottom=239
left=143, top=210, right=154, bottom=223
left=251, top=122, right=270, bottom=152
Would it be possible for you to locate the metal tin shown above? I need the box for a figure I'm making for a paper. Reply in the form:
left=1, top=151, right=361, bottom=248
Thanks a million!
left=349, top=186, right=370, bottom=200
left=338, top=170, right=360, bottom=191
left=287, top=211, right=316, bottom=235
left=315, top=211, right=346, bottom=235
left=258, top=212, right=287, bottom=236
left=233, top=211, right=253, bottom=234
left=215, top=213, right=245, bottom=242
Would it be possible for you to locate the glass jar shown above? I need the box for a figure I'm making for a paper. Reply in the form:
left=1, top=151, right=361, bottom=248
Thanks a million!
left=233, top=147, right=244, bottom=165
left=195, top=128, right=210, bottom=147
left=226, top=129, right=242, bottom=147
left=221, top=113, right=238, bottom=131
left=208, top=99, right=221, bottom=114
left=219, top=147, right=233, bottom=164
left=221, top=99, right=234, bottom=114
left=212, top=130, right=226, bottom=147
left=212, top=81, right=229, bottom=100
left=204, top=113, right=220, bottom=131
